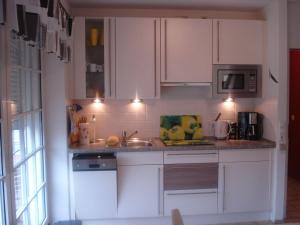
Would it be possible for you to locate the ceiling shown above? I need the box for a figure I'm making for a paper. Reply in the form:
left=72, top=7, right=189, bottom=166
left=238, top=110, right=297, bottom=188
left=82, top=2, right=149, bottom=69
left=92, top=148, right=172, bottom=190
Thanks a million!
left=68, top=0, right=272, bottom=10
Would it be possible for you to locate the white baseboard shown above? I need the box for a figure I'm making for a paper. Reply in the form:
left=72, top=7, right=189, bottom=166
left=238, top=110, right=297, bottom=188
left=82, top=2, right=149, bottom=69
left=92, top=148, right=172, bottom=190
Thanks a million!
left=81, top=212, right=271, bottom=225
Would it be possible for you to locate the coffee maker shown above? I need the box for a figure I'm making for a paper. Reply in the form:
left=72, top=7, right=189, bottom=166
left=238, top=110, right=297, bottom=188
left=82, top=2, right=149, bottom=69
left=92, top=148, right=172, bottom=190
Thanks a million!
left=238, top=112, right=263, bottom=140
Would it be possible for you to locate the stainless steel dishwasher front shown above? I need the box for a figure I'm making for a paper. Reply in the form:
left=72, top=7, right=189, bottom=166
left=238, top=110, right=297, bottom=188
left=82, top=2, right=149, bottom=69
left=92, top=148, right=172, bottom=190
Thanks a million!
left=72, top=153, right=117, bottom=220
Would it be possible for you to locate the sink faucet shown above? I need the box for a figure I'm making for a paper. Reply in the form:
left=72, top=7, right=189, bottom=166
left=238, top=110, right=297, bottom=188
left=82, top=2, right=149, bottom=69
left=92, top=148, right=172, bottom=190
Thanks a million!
left=121, top=130, right=138, bottom=146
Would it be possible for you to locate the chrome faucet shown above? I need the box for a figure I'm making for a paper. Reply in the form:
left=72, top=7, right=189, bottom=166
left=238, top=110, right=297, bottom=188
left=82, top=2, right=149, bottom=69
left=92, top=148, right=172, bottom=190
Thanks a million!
left=121, top=130, right=138, bottom=146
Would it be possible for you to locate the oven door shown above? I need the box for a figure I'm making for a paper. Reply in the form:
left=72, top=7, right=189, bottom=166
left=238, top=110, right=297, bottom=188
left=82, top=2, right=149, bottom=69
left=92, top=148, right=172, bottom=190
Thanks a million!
left=163, top=163, right=218, bottom=215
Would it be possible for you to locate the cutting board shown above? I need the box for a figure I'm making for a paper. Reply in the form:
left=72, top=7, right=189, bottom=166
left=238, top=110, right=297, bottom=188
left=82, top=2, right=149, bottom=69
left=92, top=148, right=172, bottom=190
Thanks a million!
left=160, top=115, right=204, bottom=141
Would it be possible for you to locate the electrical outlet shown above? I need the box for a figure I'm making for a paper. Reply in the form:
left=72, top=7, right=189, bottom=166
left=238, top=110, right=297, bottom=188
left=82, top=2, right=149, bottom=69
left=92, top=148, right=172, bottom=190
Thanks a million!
left=279, top=122, right=286, bottom=145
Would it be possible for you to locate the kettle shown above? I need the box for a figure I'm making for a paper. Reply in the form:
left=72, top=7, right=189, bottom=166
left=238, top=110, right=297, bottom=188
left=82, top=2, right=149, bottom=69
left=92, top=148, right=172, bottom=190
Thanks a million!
left=213, top=120, right=231, bottom=140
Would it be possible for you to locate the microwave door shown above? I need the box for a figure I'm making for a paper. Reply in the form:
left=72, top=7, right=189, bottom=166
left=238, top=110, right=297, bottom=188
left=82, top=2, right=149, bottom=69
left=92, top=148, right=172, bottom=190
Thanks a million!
left=218, top=71, right=245, bottom=94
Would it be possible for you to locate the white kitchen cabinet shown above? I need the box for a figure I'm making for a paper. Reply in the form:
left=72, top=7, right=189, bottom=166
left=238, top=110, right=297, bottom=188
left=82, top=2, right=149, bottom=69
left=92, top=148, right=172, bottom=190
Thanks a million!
left=73, top=170, right=117, bottom=219
left=219, top=160, right=271, bottom=213
left=117, top=164, right=163, bottom=218
left=161, top=18, right=213, bottom=83
left=72, top=17, right=112, bottom=99
left=73, top=17, right=85, bottom=99
left=213, top=19, right=264, bottom=65
left=113, top=17, right=160, bottom=99
left=164, top=189, right=218, bottom=216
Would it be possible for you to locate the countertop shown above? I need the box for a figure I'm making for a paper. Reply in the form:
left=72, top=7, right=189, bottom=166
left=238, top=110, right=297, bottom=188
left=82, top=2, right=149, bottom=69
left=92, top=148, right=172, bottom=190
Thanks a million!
left=69, top=137, right=276, bottom=154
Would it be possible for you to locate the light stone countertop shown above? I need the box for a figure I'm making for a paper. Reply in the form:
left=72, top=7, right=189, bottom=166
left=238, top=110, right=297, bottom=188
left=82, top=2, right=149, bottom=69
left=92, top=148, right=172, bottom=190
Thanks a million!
left=69, top=137, right=276, bottom=154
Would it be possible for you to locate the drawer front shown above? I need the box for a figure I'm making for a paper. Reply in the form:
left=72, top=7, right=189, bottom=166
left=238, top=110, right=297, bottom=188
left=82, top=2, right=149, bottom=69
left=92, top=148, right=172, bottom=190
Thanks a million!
left=117, top=152, right=163, bottom=165
left=219, top=149, right=271, bottom=163
left=164, top=189, right=218, bottom=215
left=164, top=163, right=218, bottom=190
left=164, top=150, right=218, bottom=164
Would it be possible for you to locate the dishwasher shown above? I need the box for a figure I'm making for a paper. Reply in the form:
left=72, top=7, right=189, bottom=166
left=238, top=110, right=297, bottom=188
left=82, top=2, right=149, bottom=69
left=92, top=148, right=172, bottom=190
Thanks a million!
left=72, top=153, right=117, bottom=220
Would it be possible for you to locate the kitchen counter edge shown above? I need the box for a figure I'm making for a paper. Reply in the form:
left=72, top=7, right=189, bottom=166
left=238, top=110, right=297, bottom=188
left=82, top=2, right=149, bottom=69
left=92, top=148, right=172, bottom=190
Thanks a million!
left=68, top=138, right=276, bottom=154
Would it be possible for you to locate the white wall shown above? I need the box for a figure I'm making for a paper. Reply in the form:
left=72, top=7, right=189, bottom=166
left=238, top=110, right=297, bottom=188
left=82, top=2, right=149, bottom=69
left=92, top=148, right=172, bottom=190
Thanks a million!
left=44, top=54, right=70, bottom=223
left=288, top=1, right=300, bottom=48
left=255, top=0, right=288, bottom=222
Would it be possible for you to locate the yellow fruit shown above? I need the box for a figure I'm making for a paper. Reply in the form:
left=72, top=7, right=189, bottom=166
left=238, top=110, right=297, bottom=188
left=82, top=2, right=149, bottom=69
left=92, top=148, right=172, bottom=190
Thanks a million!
left=106, top=136, right=120, bottom=146
left=193, top=128, right=204, bottom=140
left=168, top=126, right=185, bottom=140
left=181, top=116, right=199, bottom=134
left=160, top=128, right=169, bottom=140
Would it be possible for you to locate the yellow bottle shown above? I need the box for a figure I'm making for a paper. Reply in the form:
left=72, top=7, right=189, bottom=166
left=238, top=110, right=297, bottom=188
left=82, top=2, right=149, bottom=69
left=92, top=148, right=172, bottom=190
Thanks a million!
left=90, top=28, right=99, bottom=46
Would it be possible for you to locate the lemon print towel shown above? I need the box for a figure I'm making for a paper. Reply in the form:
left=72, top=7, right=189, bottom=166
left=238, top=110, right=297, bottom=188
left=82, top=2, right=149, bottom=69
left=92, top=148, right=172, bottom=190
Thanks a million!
left=160, top=115, right=204, bottom=141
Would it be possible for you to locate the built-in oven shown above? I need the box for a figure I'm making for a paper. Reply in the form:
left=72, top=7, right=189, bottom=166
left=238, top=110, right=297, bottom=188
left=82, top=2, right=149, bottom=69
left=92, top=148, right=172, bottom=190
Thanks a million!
left=213, top=65, right=262, bottom=98
left=163, top=150, right=219, bottom=215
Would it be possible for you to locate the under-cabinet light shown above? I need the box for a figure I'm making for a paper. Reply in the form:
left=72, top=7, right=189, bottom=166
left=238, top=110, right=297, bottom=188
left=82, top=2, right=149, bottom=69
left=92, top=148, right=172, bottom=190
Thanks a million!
left=223, top=97, right=234, bottom=103
left=130, top=97, right=143, bottom=104
left=93, top=98, right=103, bottom=104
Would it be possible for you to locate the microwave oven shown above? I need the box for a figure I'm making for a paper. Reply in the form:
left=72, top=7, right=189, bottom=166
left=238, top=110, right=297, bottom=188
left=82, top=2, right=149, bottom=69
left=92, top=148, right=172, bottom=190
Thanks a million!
left=213, top=65, right=262, bottom=98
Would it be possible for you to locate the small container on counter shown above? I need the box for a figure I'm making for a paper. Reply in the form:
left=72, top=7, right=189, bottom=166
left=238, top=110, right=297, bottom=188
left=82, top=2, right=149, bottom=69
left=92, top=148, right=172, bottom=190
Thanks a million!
left=79, top=123, right=90, bottom=145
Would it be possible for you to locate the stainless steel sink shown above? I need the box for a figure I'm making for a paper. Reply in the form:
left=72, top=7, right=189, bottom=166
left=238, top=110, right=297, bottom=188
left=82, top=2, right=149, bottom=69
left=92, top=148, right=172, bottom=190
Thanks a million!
left=124, top=138, right=153, bottom=147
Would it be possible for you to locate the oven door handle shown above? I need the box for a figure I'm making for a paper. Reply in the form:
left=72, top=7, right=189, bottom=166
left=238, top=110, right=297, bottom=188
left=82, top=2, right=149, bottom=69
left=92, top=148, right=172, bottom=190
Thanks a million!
left=166, top=191, right=217, bottom=196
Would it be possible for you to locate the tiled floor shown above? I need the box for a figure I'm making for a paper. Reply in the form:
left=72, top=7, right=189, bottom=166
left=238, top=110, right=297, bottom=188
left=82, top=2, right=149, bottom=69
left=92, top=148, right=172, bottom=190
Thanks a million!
left=286, top=177, right=300, bottom=221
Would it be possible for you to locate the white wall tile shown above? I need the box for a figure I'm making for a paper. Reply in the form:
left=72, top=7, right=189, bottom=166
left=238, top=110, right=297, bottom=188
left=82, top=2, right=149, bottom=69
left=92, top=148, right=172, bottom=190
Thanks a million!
left=74, top=96, right=256, bottom=139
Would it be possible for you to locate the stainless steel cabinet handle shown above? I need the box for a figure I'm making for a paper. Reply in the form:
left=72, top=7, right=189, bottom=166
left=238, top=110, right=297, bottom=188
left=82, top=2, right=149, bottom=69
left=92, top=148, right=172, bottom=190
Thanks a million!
left=217, top=21, right=220, bottom=63
left=108, top=18, right=112, bottom=97
left=223, top=165, right=226, bottom=212
left=164, top=19, right=167, bottom=81
left=166, top=153, right=217, bottom=156
left=158, top=167, right=161, bottom=215
left=154, top=19, right=157, bottom=97
left=167, top=191, right=217, bottom=196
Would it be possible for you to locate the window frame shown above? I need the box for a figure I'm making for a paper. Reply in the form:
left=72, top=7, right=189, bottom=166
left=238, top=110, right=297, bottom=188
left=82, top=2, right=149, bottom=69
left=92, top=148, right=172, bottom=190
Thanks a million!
left=7, top=33, right=48, bottom=225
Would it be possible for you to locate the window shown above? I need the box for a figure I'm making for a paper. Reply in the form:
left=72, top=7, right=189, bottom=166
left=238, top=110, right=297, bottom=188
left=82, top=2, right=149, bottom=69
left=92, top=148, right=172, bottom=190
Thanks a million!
left=10, top=32, right=46, bottom=225
left=0, top=126, right=6, bottom=225
left=0, top=25, right=7, bottom=225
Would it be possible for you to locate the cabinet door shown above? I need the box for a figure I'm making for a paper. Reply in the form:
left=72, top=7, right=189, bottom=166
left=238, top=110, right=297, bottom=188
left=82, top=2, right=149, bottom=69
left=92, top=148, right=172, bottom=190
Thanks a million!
left=73, top=17, right=112, bottom=99
left=219, top=161, right=271, bottom=213
left=164, top=189, right=218, bottom=216
left=73, top=17, right=86, bottom=99
left=73, top=171, right=117, bottom=219
left=117, top=165, right=163, bottom=217
left=161, top=18, right=212, bottom=83
left=114, top=17, right=160, bottom=99
left=213, top=19, right=264, bottom=65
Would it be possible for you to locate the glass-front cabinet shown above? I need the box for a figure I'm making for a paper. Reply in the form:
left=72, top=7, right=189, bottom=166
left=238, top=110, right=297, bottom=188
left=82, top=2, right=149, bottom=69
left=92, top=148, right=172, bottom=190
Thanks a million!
left=85, top=19, right=105, bottom=98
left=73, top=17, right=111, bottom=100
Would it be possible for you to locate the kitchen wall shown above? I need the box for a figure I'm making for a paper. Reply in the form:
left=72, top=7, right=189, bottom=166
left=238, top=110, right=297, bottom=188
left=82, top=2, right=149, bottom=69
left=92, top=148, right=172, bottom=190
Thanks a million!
left=44, top=1, right=72, bottom=224
left=288, top=0, right=300, bottom=49
left=255, top=0, right=288, bottom=221
left=74, top=88, right=256, bottom=139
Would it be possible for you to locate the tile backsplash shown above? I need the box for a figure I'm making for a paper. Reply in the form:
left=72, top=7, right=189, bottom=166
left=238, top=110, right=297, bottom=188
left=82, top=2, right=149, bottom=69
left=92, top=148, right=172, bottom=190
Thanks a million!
left=73, top=94, right=255, bottom=139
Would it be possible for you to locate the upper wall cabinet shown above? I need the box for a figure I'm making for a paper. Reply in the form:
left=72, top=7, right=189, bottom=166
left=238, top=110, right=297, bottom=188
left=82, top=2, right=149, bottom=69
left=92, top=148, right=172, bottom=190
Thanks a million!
left=112, top=17, right=160, bottom=99
left=161, top=18, right=213, bottom=84
left=213, top=19, right=264, bottom=65
left=73, top=17, right=112, bottom=99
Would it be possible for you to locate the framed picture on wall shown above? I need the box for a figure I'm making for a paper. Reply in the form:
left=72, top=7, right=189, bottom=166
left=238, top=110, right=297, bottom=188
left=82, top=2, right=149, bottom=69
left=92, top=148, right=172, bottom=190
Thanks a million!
left=0, top=0, right=5, bottom=24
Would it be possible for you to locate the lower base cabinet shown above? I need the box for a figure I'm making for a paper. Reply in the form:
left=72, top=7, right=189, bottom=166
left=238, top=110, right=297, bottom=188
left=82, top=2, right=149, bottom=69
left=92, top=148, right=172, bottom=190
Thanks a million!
left=219, top=155, right=271, bottom=213
left=73, top=170, right=117, bottom=219
left=117, top=165, right=163, bottom=218
left=164, top=189, right=218, bottom=216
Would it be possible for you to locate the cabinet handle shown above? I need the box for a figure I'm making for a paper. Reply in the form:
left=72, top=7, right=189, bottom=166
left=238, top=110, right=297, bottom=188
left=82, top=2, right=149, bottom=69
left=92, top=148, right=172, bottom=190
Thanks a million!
left=114, top=18, right=117, bottom=97
left=166, top=152, right=217, bottom=156
left=217, top=21, right=220, bottom=63
left=167, top=191, right=217, bottom=196
left=108, top=18, right=112, bottom=97
left=164, top=19, right=167, bottom=81
left=223, top=165, right=226, bottom=212
left=158, top=167, right=161, bottom=215
left=154, top=19, right=157, bottom=97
